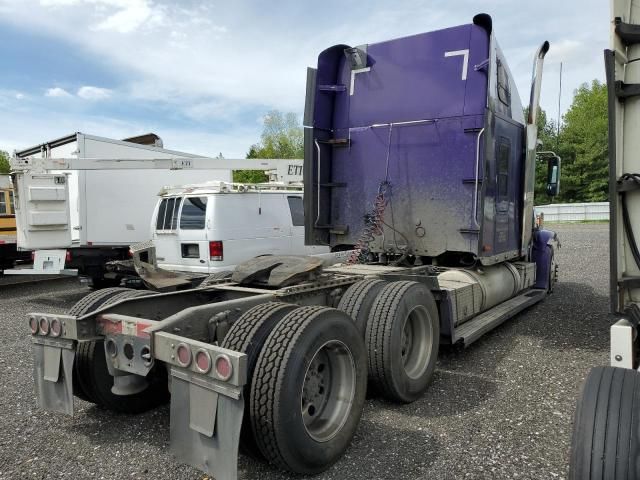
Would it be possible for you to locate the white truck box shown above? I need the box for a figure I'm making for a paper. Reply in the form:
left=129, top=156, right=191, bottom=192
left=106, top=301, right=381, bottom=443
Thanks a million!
left=13, top=132, right=231, bottom=250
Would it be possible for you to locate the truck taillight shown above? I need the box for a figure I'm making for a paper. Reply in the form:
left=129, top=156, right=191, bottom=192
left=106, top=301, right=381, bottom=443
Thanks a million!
left=176, top=343, right=192, bottom=367
left=215, top=354, right=232, bottom=381
left=209, top=241, right=223, bottom=261
left=50, top=318, right=62, bottom=337
left=39, top=317, right=50, bottom=335
left=29, top=316, right=38, bottom=334
left=65, top=250, right=72, bottom=263
left=195, top=349, right=212, bottom=373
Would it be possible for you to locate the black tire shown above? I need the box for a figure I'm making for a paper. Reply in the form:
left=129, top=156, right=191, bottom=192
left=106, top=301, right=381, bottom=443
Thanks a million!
left=221, top=302, right=298, bottom=458
left=200, top=271, right=233, bottom=287
left=365, top=281, right=439, bottom=403
left=337, top=279, right=387, bottom=335
left=70, top=288, right=168, bottom=412
left=570, top=366, right=640, bottom=480
left=101, top=289, right=155, bottom=307
left=68, top=287, right=134, bottom=403
left=68, top=287, right=133, bottom=317
left=250, top=306, right=367, bottom=474
left=75, top=339, right=169, bottom=414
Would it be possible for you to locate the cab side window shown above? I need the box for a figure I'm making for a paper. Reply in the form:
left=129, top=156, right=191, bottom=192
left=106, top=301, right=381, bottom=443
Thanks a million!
left=0, top=192, right=6, bottom=215
left=497, top=59, right=511, bottom=106
left=180, top=197, right=207, bottom=229
left=287, top=196, right=304, bottom=226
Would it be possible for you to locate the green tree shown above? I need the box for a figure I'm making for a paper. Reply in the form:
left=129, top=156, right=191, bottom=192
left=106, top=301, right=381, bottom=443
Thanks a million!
left=0, top=150, right=10, bottom=174
left=560, top=80, right=608, bottom=202
left=234, top=110, right=304, bottom=183
left=531, top=80, right=608, bottom=204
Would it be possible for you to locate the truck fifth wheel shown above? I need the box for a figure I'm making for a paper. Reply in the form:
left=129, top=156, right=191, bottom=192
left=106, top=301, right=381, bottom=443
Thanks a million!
left=26, top=13, right=560, bottom=480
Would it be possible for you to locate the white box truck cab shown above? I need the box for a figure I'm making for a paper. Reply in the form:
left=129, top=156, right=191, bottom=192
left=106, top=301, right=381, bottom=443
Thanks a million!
left=150, top=182, right=328, bottom=275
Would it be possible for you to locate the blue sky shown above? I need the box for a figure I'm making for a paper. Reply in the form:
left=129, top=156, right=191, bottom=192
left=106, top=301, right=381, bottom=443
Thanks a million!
left=0, top=0, right=607, bottom=157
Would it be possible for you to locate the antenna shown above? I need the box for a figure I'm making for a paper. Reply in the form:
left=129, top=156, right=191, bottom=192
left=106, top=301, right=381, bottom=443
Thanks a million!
left=557, top=62, right=563, bottom=151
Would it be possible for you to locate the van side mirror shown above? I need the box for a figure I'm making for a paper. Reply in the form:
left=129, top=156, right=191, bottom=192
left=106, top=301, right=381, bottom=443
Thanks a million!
left=546, top=155, right=561, bottom=197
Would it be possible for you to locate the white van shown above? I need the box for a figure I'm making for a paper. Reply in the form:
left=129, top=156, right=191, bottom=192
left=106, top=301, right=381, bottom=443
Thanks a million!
left=150, top=182, right=329, bottom=274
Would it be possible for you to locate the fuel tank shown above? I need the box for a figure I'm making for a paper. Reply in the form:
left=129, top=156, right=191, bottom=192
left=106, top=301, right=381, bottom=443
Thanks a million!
left=438, top=263, right=522, bottom=313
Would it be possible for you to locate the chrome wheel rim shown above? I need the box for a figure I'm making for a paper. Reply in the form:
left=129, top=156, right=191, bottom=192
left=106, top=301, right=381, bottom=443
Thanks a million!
left=401, top=305, right=433, bottom=379
left=301, top=340, right=356, bottom=442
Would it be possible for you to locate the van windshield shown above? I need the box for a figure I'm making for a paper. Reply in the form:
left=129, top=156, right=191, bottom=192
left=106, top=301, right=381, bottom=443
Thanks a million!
left=180, top=196, right=207, bottom=229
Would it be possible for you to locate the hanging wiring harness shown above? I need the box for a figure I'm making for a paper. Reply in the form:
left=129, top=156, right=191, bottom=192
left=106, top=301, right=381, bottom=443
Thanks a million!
left=346, top=181, right=391, bottom=265
left=619, top=173, right=640, bottom=269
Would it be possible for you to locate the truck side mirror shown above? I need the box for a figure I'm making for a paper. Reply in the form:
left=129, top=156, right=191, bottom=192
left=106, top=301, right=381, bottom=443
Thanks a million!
left=546, top=155, right=561, bottom=196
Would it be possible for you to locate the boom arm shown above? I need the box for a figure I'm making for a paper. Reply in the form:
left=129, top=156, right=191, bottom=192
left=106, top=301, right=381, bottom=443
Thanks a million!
left=10, top=155, right=303, bottom=180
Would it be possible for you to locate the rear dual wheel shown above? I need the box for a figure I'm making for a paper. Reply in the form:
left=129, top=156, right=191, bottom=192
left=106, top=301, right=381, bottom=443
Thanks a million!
left=365, top=281, right=440, bottom=403
left=245, top=305, right=367, bottom=474
left=221, top=302, right=298, bottom=458
left=69, top=288, right=168, bottom=413
left=339, top=279, right=440, bottom=403
left=69, top=287, right=135, bottom=402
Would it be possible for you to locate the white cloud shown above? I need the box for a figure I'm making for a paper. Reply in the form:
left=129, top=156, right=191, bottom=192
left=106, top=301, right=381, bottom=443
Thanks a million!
left=548, top=39, right=583, bottom=63
left=92, top=0, right=164, bottom=34
left=0, top=0, right=610, bottom=154
left=15, top=93, right=24, bottom=100
left=77, top=86, right=112, bottom=100
left=45, top=87, right=72, bottom=97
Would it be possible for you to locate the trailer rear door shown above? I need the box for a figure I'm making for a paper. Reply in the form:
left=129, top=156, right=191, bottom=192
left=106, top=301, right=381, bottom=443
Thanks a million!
left=14, top=172, right=72, bottom=249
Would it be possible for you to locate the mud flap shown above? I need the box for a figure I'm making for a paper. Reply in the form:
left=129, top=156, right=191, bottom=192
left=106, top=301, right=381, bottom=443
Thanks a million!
left=32, top=337, right=75, bottom=415
left=169, top=367, right=243, bottom=480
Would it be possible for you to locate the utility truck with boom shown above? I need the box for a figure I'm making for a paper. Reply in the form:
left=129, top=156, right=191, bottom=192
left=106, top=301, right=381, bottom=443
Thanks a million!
left=570, top=2, right=640, bottom=478
left=9, top=132, right=304, bottom=287
left=24, top=14, right=559, bottom=479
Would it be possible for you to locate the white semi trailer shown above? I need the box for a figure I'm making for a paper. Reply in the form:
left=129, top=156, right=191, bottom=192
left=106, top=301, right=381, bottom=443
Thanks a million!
left=570, top=2, right=640, bottom=478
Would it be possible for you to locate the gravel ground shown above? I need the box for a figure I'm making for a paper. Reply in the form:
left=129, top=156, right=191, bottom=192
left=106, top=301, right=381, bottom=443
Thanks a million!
left=0, top=223, right=612, bottom=480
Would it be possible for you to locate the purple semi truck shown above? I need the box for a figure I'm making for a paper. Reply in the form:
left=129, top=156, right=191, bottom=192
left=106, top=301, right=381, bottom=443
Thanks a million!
left=27, top=14, right=560, bottom=479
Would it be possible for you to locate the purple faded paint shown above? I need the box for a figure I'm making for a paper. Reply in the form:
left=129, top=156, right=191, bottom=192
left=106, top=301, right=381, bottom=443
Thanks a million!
left=532, top=228, right=557, bottom=290
left=311, top=24, right=490, bottom=257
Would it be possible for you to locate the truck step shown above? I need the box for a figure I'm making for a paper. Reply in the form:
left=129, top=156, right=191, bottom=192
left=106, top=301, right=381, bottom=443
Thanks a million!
left=453, top=289, right=546, bottom=346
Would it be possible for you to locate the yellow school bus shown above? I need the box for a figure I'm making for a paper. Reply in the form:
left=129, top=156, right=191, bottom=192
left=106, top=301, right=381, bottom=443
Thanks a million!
left=0, top=175, right=27, bottom=270
left=0, top=175, right=16, bottom=236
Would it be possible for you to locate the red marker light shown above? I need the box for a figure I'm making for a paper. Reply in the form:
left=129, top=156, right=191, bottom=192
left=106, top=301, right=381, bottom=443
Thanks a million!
left=195, top=350, right=212, bottom=373
left=39, top=317, right=50, bottom=335
left=215, top=355, right=233, bottom=381
left=50, top=318, right=62, bottom=337
left=176, top=343, right=192, bottom=367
